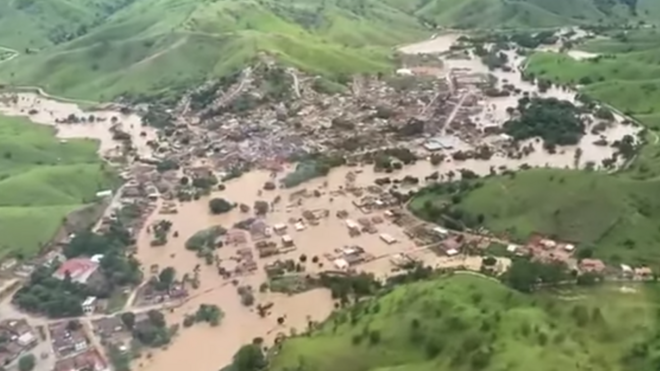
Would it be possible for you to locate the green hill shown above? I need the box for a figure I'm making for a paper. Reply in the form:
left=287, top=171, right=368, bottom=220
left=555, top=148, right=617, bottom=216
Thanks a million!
left=410, top=169, right=660, bottom=268
left=0, top=115, right=117, bottom=259
left=3, top=0, right=660, bottom=100
left=0, top=0, right=427, bottom=101
left=270, top=274, right=660, bottom=371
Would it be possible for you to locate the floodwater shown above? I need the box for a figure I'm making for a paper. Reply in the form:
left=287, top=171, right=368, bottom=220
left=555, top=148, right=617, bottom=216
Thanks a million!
left=400, top=34, right=639, bottom=169
left=0, top=31, right=639, bottom=371
left=0, top=93, right=157, bottom=158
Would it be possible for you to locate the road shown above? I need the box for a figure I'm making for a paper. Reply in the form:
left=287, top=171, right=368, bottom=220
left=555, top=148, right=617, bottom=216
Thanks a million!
left=0, top=46, right=18, bottom=65
left=440, top=92, right=470, bottom=134
left=0, top=45, right=100, bottom=106
left=288, top=69, right=301, bottom=98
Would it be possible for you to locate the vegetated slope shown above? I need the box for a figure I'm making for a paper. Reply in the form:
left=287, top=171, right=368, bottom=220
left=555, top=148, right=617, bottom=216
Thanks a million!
left=0, top=115, right=116, bottom=259
left=0, top=0, right=137, bottom=49
left=270, top=274, right=660, bottom=371
left=0, top=0, right=427, bottom=101
left=410, top=169, right=660, bottom=268
left=384, top=0, right=658, bottom=29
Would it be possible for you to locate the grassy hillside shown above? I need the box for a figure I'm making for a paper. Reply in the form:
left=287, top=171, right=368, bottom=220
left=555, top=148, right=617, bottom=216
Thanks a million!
left=0, top=115, right=116, bottom=259
left=271, top=274, right=660, bottom=371
left=3, top=0, right=660, bottom=100
left=0, top=0, right=426, bottom=101
left=385, top=0, right=660, bottom=29
left=411, top=169, right=660, bottom=267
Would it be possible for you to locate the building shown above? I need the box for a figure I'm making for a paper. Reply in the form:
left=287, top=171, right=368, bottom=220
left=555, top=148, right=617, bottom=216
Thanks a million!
left=579, top=259, right=606, bottom=273
left=49, top=322, right=89, bottom=357
left=53, top=258, right=100, bottom=284
left=379, top=233, right=397, bottom=245
left=281, top=235, right=294, bottom=247
left=82, top=297, right=97, bottom=315
left=423, top=136, right=460, bottom=152
left=54, top=349, right=109, bottom=371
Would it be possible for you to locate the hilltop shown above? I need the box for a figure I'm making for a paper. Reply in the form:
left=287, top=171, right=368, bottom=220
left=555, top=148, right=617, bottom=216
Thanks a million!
left=0, top=0, right=427, bottom=101
left=269, top=273, right=660, bottom=371
left=0, top=114, right=116, bottom=259
left=1, top=0, right=660, bottom=100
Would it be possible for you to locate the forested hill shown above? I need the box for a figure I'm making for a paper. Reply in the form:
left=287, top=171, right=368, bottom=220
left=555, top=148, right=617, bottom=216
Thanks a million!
left=1, top=0, right=659, bottom=100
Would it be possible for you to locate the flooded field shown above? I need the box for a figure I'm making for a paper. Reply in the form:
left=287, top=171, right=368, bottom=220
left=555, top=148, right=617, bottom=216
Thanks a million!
left=400, top=34, right=639, bottom=170
left=0, top=93, right=157, bottom=157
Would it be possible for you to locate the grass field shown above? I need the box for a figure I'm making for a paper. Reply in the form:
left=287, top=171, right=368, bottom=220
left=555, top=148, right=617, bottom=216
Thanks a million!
left=0, top=115, right=116, bottom=259
left=271, top=273, right=660, bottom=371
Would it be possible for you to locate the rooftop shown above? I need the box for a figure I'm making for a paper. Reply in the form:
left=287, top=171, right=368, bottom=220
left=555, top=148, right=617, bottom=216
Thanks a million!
left=53, top=258, right=100, bottom=284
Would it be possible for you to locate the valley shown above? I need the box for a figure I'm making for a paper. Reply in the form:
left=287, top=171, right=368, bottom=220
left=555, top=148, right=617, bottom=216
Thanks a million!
left=0, top=2, right=660, bottom=371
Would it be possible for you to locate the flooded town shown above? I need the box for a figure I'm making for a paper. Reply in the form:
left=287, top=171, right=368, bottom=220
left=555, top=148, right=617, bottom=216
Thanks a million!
left=0, top=29, right=649, bottom=371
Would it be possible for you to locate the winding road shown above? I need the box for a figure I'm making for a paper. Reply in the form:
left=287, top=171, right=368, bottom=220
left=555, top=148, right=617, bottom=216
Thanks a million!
left=0, top=45, right=101, bottom=106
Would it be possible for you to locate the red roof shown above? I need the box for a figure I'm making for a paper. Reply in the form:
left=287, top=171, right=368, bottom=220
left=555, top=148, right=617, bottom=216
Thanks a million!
left=53, top=258, right=99, bottom=283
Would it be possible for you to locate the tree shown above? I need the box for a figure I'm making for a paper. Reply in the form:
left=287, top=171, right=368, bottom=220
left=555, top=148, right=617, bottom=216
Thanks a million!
left=147, top=310, right=166, bottom=328
left=158, top=267, right=176, bottom=290
left=231, top=344, right=266, bottom=371
left=576, top=247, right=593, bottom=260
left=18, top=354, right=35, bottom=371
left=209, top=198, right=233, bottom=214
left=121, top=312, right=136, bottom=330
left=254, top=201, right=269, bottom=215
left=482, top=256, right=497, bottom=267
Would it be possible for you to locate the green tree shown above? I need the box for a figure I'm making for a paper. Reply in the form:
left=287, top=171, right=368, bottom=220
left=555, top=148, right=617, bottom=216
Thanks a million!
left=18, top=354, right=35, bottom=371
left=231, top=344, right=266, bottom=371
left=209, top=198, right=233, bottom=214
left=121, top=312, right=136, bottom=330
left=158, top=267, right=176, bottom=290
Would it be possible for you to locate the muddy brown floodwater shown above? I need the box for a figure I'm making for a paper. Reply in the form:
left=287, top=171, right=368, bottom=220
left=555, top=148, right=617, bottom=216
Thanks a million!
left=0, top=32, right=637, bottom=371
left=133, top=161, right=507, bottom=371
left=0, top=93, right=157, bottom=157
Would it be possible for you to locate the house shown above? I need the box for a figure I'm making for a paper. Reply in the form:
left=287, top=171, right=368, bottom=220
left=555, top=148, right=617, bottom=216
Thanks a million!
left=82, top=297, right=97, bottom=315
left=579, top=259, right=606, bottom=273
left=379, top=233, right=397, bottom=245
left=49, top=322, right=88, bottom=357
left=54, top=349, right=109, bottom=371
left=281, top=235, right=294, bottom=247
left=53, top=258, right=100, bottom=284
left=91, top=317, right=125, bottom=339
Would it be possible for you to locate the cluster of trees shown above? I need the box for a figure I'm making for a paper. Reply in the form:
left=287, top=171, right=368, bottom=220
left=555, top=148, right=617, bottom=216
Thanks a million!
left=183, top=304, right=223, bottom=327
left=224, top=344, right=266, bottom=371
left=13, top=265, right=91, bottom=317
left=67, top=223, right=142, bottom=289
left=612, top=134, right=637, bottom=161
left=122, top=310, right=172, bottom=347
left=14, top=222, right=142, bottom=317
left=281, top=153, right=346, bottom=188
left=209, top=198, right=234, bottom=214
left=503, top=258, right=570, bottom=293
left=317, top=273, right=381, bottom=306
left=503, top=97, right=584, bottom=151
left=152, top=267, right=176, bottom=291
